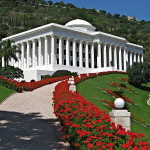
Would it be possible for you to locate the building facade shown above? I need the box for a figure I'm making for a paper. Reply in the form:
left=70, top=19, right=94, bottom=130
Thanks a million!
left=2, top=19, right=144, bottom=81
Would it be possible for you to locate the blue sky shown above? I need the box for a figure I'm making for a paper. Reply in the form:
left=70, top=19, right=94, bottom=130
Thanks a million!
left=50, top=0, right=150, bottom=21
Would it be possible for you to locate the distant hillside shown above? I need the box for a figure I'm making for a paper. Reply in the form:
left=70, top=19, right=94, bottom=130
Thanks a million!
left=0, top=0, right=150, bottom=62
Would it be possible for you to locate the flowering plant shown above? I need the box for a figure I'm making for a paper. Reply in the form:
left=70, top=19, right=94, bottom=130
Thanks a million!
left=109, top=82, right=136, bottom=93
left=0, top=75, right=71, bottom=92
left=53, top=71, right=150, bottom=150
left=102, top=88, right=136, bottom=105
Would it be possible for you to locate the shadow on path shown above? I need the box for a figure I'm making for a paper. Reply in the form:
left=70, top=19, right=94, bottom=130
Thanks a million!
left=0, top=111, right=68, bottom=150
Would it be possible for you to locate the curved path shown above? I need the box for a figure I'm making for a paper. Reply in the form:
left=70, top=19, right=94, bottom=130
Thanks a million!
left=0, top=82, right=69, bottom=150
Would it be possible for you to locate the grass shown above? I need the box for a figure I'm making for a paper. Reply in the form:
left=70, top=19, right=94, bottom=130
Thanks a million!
left=0, top=85, right=15, bottom=103
left=77, top=73, right=150, bottom=142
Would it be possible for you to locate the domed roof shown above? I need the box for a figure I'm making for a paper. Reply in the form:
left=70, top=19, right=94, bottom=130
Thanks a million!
left=65, top=19, right=96, bottom=31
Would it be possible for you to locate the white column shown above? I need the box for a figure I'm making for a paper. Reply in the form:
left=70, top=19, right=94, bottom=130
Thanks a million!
left=134, top=53, right=136, bottom=62
left=32, top=40, right=36, bottom=67
left=109, top=44, right=112, bottom=67
left=73, top=39, right=77, bottom=66
left=137, top=53, right=140, bottom=63
left=38, top=38, right=42, bottom=66
left=26, top=41, right=30, bottom=68
left=16, top=44, right=20, bottom=68
left=66, top=37, right=70, bottom=66
left=114, top=45, right=117, bottom=70
left=51, top=34, right=55, bottom=65
left=103, top=43, right=107, bottom=68
left=85, top=41, right=89, bottom=68
left=79, top=40, right=83, bottom=67
left=59, top=36, right=63, bottom=65
left=91, top=42, right=94, bottom=68
left=21, top=43, right=25, bottom=68
left=16, top=53, right=19, bottom=67
left=119, top=46, right=122, bottom=70
left=44, top=36, right=48, bottom=65
left=123, top=48, right=127, bottom=71
left=141, top=54, right=144, bottom=62
left=130, top=52, right=132, bottom=66
left=2, top=57, right=4, bottom=67
left=97, top=42, right=101, bottom=68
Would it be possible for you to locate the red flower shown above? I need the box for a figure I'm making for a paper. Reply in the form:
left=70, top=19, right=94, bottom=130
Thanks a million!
left=96, top=142, right=102, bottom=146
left=87, top=143, right=94, bottom=149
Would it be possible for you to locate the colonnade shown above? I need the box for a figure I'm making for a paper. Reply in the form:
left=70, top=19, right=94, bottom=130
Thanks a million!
left=2, top=34, right=144, bottom=71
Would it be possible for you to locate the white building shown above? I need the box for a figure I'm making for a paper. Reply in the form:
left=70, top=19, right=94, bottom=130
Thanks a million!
left=2, top=19, right=144, bottom=81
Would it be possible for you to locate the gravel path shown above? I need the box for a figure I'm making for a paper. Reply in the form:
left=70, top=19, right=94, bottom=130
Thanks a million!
left=0, top=82, right=69, bottom=150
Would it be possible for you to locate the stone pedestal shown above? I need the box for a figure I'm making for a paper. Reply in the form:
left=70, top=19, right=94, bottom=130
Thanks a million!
left=109, top=110, right=131, bottom=131
left=69, top=85, right=76, bottom=92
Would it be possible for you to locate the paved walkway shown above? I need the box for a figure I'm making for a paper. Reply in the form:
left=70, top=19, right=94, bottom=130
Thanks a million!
left=0, top=82, right=69, bottom=150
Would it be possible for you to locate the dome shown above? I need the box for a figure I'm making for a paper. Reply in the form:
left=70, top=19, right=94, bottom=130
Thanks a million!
left=65, top=19, right=96, bottom=31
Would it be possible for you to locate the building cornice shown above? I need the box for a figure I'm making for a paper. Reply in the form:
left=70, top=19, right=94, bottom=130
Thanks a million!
left=127, top=42, right=144, bottom=49
left=2, top=22, right=144, bottom=51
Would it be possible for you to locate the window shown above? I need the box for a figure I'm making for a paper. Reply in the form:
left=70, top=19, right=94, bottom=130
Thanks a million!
left=83, top=44, right=85, bottom=49
left=64, top=40, right=66, bottom=45
left=64, top=59, right=66, bottom=65
left=36, top=42, right=38, bottom=47
left=70, top=60, right=73, bottom=66
left=77, top=61, right=79, bottom=67
left=70, top=41, right=73, bottom=47
left=83, top=52, right=85, bottom=58
left=70, top=50, right=73, bottom=56
left=57, top=38, right=59, bottom=44
left=88, top=45, right=91, bottom=50
left=83, top=62, right=85, bottom=67
left=57, top=58, right=59, bottom=64
left=64, top=49, right=66, bottom=55
left=76, top=43, right=79, bottom=48
left=89, top=53, right=91, bottom=58
left=89, top=63, right=91, bottom=68
left=57, top=48, right=59, bottom=54
left=30, top=43, right=33, bottom=49
left=77, top=51, right=79, bottom=57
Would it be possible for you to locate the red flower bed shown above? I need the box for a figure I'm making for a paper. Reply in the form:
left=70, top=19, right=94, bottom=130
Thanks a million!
left=53, top=76, right=150, bottom=149
left=102, top=88, right=135, bottom=105
left=0, top=75, right=71, bottom=92
left=121, top=78, right=129, bottom=82
left=0, top=76, right=22, bottom=92
left=19, top=75, right=71, bottom=91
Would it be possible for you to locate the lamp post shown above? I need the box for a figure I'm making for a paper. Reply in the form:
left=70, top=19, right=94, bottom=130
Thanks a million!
left=109, top=98, right=131, bottom=131
left=68, top=76, right=76, bottom=92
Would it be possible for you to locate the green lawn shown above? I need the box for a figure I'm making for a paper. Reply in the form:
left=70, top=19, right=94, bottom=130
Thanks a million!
left=0, top=85, right=15, bottom=103
left=77, top=73, right=150, bottom=142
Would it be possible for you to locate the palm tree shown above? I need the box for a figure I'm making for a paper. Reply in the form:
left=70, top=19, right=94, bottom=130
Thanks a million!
left=0, top=40, right=21, bottom=66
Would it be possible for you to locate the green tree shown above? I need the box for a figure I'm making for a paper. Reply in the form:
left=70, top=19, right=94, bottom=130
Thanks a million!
left=114, top=13, right=120, bottom=19
left=127, top=62, right=150, bottom=85
left=0, top=40, right=21, bottom=66
left=47, top=0, right=53, bottom=5
left=99, top=10, right=106, bottom=15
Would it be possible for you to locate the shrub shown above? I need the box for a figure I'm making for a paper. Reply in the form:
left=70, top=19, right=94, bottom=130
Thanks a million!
left=127, top=62, right=150, bottom=86
left=0, top=65, right=24, bottom=79
left=30, top=79, right=35, bottom=82
left=52, top=70, right=77, bottom=77
left=70, top=72, right=77, bottom=76
left=43, top=75, right=52, bottom=79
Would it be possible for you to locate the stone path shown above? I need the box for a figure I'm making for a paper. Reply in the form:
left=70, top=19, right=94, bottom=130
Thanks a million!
left=0, top=82, right=69, bottom=150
